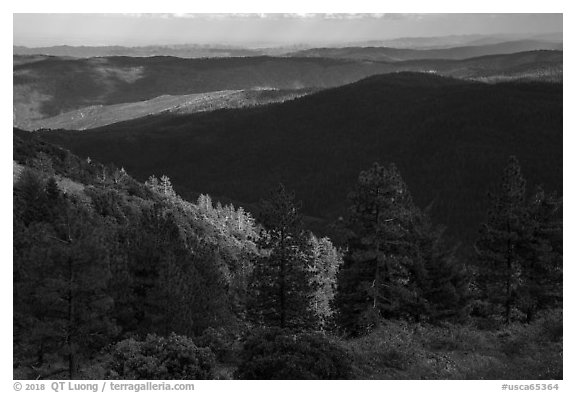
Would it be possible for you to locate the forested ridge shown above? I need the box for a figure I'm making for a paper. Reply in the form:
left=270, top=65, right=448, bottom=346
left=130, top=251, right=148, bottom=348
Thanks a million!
left=41, top=73, right=562, bottom=246
left=13, top=128, right=562, bottom=380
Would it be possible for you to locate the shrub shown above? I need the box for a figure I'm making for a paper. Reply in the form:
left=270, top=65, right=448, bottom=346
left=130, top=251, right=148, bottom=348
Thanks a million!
left=421, top=323, right=496, bottom=353
left=234, top=328, right=353, bottom=379
left=346, top=321, right=423, bottom=372
left=498, top=322, right=543, bottom=357
left=107, top=333, right=216, bottom=379
left=196, top=327, right=237, bottom=362
left=536, top=309, right=563, bottom=343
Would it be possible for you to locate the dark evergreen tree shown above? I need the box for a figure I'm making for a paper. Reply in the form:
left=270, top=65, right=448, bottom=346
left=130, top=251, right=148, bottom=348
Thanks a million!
left=335, top=162, right=470, bottom=334
left=14, top=169, right=49, bottom=225
left=475, top=157, right=563, bottom=323
left=475, top=156, right=528, bottom=323
left=334, top=163, right=422, bottom=335
left=14, top=194, right=118, bottom=379
left=247, top=184, right=318, bottom=330
left=118, top=202, right=232, bottom=337
left=516, top=187, right=563, bottom=321
left=416, top=220, right=471, bottom=322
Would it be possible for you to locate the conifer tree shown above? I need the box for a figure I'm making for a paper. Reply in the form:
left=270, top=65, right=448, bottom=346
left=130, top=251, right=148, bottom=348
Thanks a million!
left=247, top=184, right=318, bottom=330
left=516, top=187, right=562, bottom=321
left=309, top=234, right=342, bottom=328
left=160, top=175, right=176, bottom=197
left=14, top=194, right=118, bottom=379
left=475, top=156, right=528, bottom=323
left=14, top=169, right=50, bottom=225
left=334, top=163, right=421, bottom=334
left=476, top=157, right=563, bottom=323
left=416, top=221, right=471, bottom=322
left=145, top=175, right=160, bottom=192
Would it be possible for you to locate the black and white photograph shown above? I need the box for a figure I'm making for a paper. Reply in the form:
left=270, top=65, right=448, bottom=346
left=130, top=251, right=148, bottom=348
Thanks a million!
left=9, top=3, right=568, bottom=388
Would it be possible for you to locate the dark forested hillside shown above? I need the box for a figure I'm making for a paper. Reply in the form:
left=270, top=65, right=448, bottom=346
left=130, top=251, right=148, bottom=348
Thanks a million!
left=38, top=73, right=562, bottom=246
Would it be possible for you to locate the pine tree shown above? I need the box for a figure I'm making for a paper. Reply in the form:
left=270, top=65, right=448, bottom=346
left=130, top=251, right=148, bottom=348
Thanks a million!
left=117, top=202, right=233, bottom=337
left=334, top=163, right=421, bottom=335
left=309, top=234, right=342, bottom=328
left=475, top=156, right=528, bottom=323
left=14, top=196, right=118, bottom=379
left=14, top=168, right=49, bottom=225
left=160, top=175, right=176, bottom=197
left=112, top=167, right=127, bottom=185
left=247, top=184, right=318, bottom=330
left=476, top=157, right=563, bottom=323
left=416, top=221, right=470, bottom=322
left=145, top=175, right=160, bottom=192
left=516, top=187, right=562, bottom=321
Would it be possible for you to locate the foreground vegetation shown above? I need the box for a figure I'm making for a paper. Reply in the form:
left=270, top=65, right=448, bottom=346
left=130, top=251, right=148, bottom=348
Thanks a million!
left=13, top=130, right=562, bottom=380
left=14, top=317, right=563, bottom=380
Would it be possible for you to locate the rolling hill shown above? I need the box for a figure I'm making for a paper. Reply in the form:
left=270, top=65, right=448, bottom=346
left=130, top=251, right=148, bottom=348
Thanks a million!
left=355, top=33, right=562, bottom=49
left=14, top=51, right=562, bottom=128
left=37, top=72, right=562, bottom=245
left=288, top=40, right=563, bottom=62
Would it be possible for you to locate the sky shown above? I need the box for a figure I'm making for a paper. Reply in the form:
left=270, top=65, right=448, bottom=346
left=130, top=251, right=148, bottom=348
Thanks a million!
left=13, top=13, right=563, bottom=47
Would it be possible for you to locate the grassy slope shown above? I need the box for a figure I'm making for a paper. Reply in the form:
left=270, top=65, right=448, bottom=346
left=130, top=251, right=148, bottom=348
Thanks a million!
left=21, top=89, right=311, bottom=131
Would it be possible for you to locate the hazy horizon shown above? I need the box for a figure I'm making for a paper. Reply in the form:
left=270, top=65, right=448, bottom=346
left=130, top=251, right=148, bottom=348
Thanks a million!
left=14, top=13, right=562, bottom=48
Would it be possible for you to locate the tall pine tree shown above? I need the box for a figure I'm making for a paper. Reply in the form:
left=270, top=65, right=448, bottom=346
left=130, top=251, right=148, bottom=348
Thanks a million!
left=14, top=188, right=118, bottom=379
left=475, top=156, right=528, bottom=323
left=309, top=234, right=342, bottom=329
left=516, top=187, right=563, bottom=321
left=334, top=163, right=421, bottom=334
left=416, top=219, right=470, bottom=323
left=247, top=184, right=318, bottom=330
left=335, top=163, right=470, bottom=334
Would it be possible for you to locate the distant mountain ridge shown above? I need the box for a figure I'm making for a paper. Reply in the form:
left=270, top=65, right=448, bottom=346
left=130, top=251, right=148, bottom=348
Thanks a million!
left=356, top=33, right=562, bottom=49
left=13, top=44, right=264, bottom=58
left=13, top=32, right=563, bottom=57
left=14, top=51, right=562, bottom=128
left=288, top=40, right=562, bottom=62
